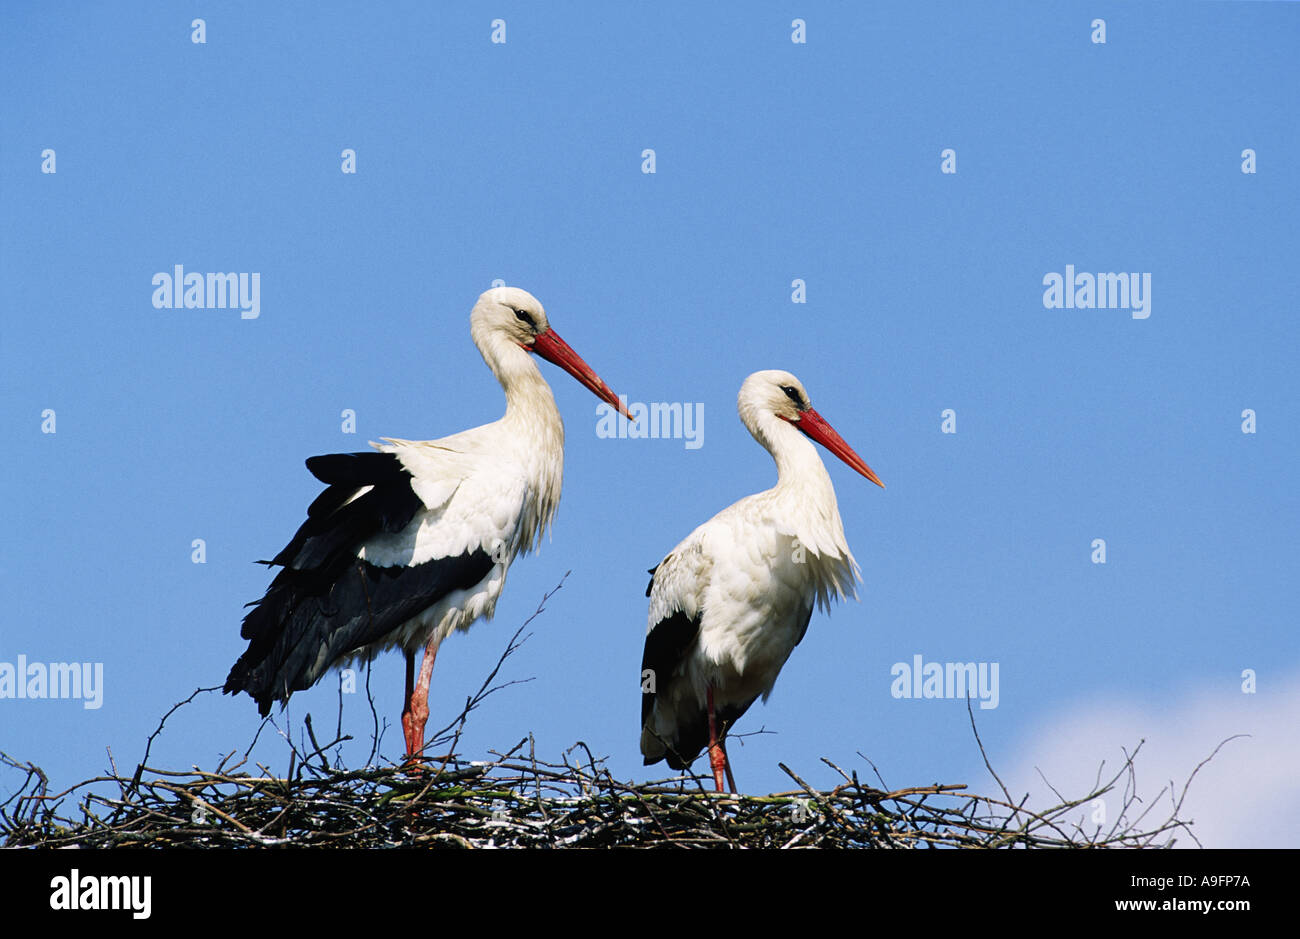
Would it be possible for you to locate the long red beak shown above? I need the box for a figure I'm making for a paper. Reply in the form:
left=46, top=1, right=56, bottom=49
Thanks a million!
left=529, top=327, right=635, bottom=420
left=790, top=407, right=885, bottom=488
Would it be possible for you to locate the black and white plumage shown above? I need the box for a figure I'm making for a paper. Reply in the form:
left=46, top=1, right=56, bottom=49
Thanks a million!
left=223, top=451, right=494, bottom=715
left=639, top=370, right=884, bottom=791
left=224, top=286, right=631, bottom=760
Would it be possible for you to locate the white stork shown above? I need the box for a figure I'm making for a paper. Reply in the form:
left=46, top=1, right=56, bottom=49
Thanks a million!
left=639, top=370, right=884, bottom=792
left=225, top=286, right=632, bottom=762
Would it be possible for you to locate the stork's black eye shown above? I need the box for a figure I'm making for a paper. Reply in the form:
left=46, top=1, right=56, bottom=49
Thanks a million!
left=780, top=385, right=805, bottom=409
left=514, top=308, right=536, bottom=328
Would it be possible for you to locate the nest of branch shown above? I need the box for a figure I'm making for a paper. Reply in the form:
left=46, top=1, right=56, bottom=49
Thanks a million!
left=0, top=739, right=1192, bottom=849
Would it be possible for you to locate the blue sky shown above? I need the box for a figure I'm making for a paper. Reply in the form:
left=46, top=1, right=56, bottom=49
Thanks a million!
left=2, top=2, right=1297, bottom=847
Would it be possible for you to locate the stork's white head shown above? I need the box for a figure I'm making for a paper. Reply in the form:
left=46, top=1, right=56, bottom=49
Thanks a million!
left=470, top=286, right=633, bottom=419
left=739, top=370, right=885, bottom=488
left=471, top=286, right=551, bottom=349
left=739, top=369, right=813, bottom=425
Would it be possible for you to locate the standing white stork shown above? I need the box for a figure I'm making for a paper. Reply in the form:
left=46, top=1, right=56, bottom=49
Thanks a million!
left=639, top=370, right=884, bottom=792
left=225, top=286, right=632, bottom=763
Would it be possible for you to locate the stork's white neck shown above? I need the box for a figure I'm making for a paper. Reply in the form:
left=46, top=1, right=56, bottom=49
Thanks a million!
left=751, top=410, right=835, bottom=494
left=747, top=408, right=860, bottom=601
left=475, top=329, right=562, bottom=429
left=473, top=327, right=565, bottom=552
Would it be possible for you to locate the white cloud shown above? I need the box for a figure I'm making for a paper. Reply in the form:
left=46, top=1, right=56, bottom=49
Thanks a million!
left=995, top=669, right=1300, bottom=848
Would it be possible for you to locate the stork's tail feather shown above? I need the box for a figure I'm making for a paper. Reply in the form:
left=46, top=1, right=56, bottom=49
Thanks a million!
left=222, top=657, right=276, bottom=717
left=225, top=549, right=495, bottom=716
left=640, top=697, right=755, bottom=771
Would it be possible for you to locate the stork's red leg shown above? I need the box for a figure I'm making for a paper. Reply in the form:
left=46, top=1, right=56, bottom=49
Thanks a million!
left=720, top=734, right=738, bottom=794
left=706, top=685, right=727, bottom=793
left=403, top=634, right=441, bottom=768
left=400, top=651, right=417, bottom=760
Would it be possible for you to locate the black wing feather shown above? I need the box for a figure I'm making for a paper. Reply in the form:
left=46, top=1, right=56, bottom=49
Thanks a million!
left=793, top=602, right=814, bottom=647
left=640, top=610, right=699, bottom=729
left=224, top=451, right=493, bottom=716
left=640, top=559, right=735, bottom=770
